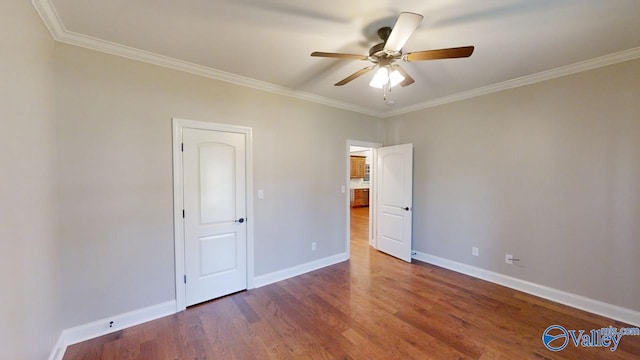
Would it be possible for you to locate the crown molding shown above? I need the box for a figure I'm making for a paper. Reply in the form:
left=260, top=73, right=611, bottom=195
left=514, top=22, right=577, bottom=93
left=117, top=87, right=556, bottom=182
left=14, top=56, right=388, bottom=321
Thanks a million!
left=382, top=46, right=640, bottom=118
left=30, top=0, right=381, bottom=118
left=31, top=0, right=65, bottom=37
left=32, top=0, right=640, bottom=120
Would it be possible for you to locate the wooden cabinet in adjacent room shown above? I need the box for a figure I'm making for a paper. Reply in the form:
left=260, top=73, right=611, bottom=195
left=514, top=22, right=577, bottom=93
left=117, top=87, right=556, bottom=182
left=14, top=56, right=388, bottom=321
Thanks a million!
left=350, top=188, right=369, bottom=207
left=350, top=156, right=366, bottom=178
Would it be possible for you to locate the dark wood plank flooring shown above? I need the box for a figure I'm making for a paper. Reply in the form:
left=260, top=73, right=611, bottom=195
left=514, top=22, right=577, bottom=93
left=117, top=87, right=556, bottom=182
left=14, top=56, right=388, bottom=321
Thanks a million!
left=64, top=206, right=640, bottom=359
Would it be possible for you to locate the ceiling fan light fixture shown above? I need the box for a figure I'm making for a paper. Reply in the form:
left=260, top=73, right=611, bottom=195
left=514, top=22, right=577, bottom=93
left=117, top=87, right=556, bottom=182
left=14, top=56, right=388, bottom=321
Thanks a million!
left=389, top=69, right=405, bottom=87
left=369, top=66, right=405, bottom=89
left=369, top=67, right=389, bottom=88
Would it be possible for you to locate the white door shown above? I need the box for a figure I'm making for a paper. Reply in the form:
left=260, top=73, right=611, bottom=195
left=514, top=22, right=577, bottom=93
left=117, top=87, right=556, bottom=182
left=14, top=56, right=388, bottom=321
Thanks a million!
left=183, top=128, right=247, bottom=306
left=376, top=143, right=413, bottom=262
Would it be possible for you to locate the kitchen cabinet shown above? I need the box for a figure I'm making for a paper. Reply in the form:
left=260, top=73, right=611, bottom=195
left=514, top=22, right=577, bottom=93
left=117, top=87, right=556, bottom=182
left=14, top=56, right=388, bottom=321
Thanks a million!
left=350, top=156, right=366, bottom=178
left=350, top=188, right=369, bottom=207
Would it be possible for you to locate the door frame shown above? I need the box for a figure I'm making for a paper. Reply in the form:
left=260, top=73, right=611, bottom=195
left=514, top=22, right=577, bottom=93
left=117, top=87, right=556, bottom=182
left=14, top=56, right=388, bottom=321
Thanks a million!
left=172, top=118, right=254, bottom=311
left=346, top=140, right=382, bottom=255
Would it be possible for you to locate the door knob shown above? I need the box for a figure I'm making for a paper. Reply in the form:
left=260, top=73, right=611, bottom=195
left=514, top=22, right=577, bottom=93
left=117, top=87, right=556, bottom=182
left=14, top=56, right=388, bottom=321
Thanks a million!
left=234, top=218, right=245, bottom=223
left=403, top=207, right=410, bottom=211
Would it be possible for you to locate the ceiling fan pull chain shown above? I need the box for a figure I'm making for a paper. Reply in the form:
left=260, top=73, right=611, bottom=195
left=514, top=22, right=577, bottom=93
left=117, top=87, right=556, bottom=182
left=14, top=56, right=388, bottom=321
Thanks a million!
left=385, top=72, right=394, bottom=100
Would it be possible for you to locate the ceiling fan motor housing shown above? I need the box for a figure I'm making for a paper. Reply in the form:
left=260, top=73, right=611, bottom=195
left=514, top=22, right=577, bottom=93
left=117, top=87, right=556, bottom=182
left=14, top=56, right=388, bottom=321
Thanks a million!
left=369, top=42, right=386, bottom=57
left=370, top=27, right=402, bottom=59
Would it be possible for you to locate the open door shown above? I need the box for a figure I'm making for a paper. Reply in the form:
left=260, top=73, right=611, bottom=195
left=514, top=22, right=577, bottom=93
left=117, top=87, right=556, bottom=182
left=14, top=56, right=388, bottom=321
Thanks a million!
left=376, top=143, right=413, bottom=262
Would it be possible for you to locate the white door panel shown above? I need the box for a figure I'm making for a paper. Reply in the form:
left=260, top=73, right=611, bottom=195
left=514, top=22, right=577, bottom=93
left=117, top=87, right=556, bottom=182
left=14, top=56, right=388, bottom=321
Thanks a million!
left=376, top=143, right=413, bottom=262
left=183, top=128, right=247, bottom=306
left=199, top=142, right=236, bottom=224
left=199, top=233, right=237, bottom=275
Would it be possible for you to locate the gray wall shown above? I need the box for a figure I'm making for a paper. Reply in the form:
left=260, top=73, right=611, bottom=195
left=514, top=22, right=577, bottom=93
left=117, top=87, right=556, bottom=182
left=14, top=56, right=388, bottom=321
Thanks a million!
left=386, top=58, right=640, bottom=311
left=55, top=44, right=383, bottom=327
left=0, top=2, right=60, bottom=359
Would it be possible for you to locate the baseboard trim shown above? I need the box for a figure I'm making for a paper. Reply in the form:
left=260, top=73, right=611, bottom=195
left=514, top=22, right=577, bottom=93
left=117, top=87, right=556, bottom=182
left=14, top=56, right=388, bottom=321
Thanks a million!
left=49, top=300, right=177, bottom=360
left=51, top=251, right=637, bottom=358
left=412, top=251, right=640, bottom=327
left=49, top=253, right=350, bottom=359
left=48, top=332, right=67, bottom=360
left=253, top=252, right=349, bottom=288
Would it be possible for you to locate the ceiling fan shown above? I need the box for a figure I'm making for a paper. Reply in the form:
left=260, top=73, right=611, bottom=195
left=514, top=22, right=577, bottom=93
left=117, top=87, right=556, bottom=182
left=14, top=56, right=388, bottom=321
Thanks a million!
left=310, top=12, right=474, bottom=99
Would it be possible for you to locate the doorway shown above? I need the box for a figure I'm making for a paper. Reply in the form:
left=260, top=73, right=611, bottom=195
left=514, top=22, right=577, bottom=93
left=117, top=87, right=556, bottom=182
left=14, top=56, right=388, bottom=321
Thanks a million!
left=349, top=146, right=372, bottom=250
left=346, top=140, right=381, bottom=256
left=346, top=140, right=414, bottom=262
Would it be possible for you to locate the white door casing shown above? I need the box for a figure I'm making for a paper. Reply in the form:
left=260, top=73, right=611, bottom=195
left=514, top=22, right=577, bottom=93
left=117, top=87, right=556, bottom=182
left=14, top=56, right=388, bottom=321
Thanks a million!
left=173, top=119, right=253, bottom=311
left=376, top=143, right=413, bottom=262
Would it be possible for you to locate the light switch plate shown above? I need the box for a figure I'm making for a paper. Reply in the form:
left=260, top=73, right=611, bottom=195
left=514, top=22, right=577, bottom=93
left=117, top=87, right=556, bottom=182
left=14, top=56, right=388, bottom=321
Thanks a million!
left=257, top=189, right=264, bottom=199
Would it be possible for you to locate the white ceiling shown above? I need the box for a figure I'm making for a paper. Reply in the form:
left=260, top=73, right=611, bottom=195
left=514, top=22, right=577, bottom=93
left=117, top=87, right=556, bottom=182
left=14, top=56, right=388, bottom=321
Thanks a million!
left=34, top=0, right=640, bottom=117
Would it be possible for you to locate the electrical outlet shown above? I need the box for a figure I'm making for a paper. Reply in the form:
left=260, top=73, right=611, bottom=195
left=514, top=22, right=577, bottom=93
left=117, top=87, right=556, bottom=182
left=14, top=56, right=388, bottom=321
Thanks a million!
left=472, top=247, right=479, bottom=257
left=505, top=254, right=513, bottom=264
left=311, top=242, right=317, bottom=251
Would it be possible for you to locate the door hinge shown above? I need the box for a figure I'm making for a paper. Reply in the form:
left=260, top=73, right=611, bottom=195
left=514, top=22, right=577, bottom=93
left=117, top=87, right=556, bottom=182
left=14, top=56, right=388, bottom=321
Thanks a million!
left=182, top=209, right=185, bottom=218
left=181, top=143, right=184, bottom=152
left=184, top=275, right=186, bottom=284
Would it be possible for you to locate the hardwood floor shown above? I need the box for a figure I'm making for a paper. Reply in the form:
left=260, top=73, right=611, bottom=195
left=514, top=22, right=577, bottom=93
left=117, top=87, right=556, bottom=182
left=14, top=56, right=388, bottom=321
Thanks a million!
left=350, top=206, right=369, bottom=245
left=64, top=206, right=639, bottom=359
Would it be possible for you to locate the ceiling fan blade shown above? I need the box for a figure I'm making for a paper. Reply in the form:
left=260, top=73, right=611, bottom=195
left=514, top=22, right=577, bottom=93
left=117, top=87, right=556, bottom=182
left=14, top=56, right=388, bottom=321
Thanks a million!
left=311, top=52, right=368, bottom=60
left=392, top=65, right=415, bottom=87
left=404, top=46, right=475, bottom=62
left=334, top=66, right=375, bottom=86
left=383, top=12, right=424, bottom=53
